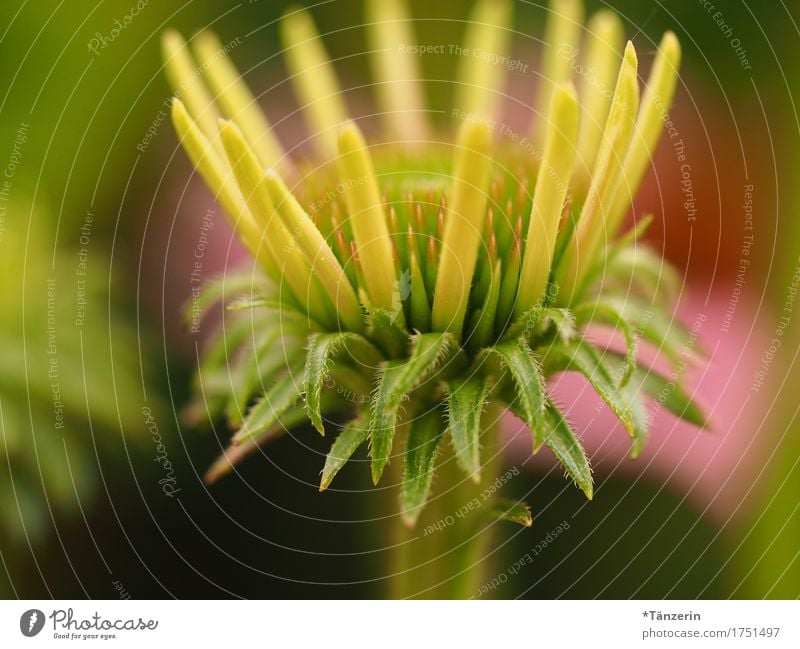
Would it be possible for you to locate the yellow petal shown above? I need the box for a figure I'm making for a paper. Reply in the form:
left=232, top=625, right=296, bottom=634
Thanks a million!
left=193, top=31, right=288, bottom=173
left=535, top=0, right=584, bottom=144
left=516, top=82, right=579, bottom=313
left=454, top=0, right=513, bottom=122
left=366, top=0, right=429, bottom=142
left=281, top=7, right=348, bottom=158
left=262, top=171, right=364, bottom=332
left=606, top=31, right=681, bottom=237
left=558, top=41, right=639, bottom=302
left=431, top=121, right=493, bottom=335
left=171, top=98, right=278, bottom=276
left=162, top=30, right=222, bottom=152
left=219, top=120, right=333, bottom=326
left=336, top=121, right=398, bottom=315
left=574, top=10, right=624, bottom=192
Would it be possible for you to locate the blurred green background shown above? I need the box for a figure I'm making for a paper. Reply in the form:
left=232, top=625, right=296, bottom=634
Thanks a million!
left=0, top=0, right=798, bottom=598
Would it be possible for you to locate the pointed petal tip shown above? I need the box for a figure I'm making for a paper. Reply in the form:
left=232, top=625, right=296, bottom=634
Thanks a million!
left=660, top=31, right=682, bottom=65
left=623, top=40, right=638, bottom=67
left=457, top=118, right=492, bottom=153
left=170, top=98, right=191, bottom=133
left=588, top=7, right=622, bottom=29
left=170, top=96, right=185, bottom=115
left=337, top=119, right=361, bottom=146
left=161, top=28, right=185, bottom=52
left=192, top=28, right=219, bottom=48
left=370, top=462, right=384, bottom=485
left=281, top=5, right=315, bottom=38
left=478, top=0, right=513, bottom=22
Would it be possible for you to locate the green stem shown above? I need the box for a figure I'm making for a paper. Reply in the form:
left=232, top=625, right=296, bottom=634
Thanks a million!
left=384, top=404, right=503, bottom=599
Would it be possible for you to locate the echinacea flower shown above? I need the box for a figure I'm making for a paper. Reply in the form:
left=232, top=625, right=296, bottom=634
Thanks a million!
left=163, top=0, right=705, bottom=530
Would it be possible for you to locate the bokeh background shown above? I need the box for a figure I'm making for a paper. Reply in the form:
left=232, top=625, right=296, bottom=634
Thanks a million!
left=0, top=0, right=798, bottom=598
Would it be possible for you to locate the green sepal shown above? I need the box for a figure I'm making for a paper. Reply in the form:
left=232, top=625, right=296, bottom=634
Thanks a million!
left=303, top=332, right=383, bottom=434
left=479, top=337, right=547, bottom=450
left=545, top=338, right=635, bottom=434
left=369, top=332, right=457, bottom=484
left=320, top=415, right=370, bottom=491
left=467, top=260, right=502, bottom=352
left=503, top=305, right=576, bottom=343
left=364, top=306, right=409, bottom=359
left=400, top=407, right=446, bottom=527
left=232, top=360, right=305, bottom=445
left=181, top=271, right=260, bottom=329
left=605, top=350, right=708, bottom=431
left=184, top=315, right=255, bottom=425
left=574, top=301, right=638, bottom=388
left=543, top=402, right=593, bottom=499
left=445, top=376, right=490, bottom=480
left=227, top=295, right=324, bottom=331
left=486, top=498, right=533, bottom=527
left=205, top=399, right=334, bottom=485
